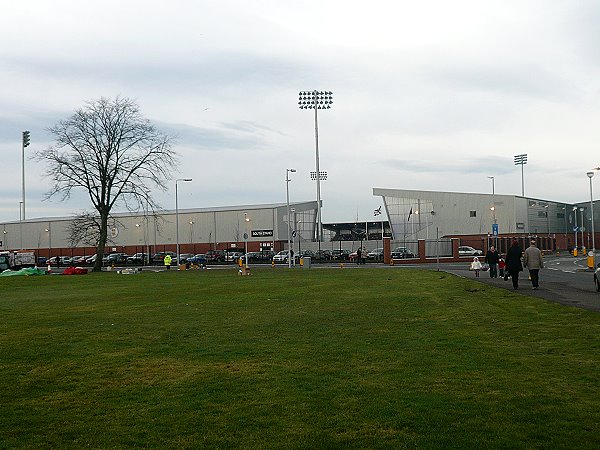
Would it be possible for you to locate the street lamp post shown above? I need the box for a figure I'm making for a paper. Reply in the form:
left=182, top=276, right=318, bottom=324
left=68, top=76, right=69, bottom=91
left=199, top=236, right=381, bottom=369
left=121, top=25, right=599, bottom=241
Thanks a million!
left=19, top=201, right=23, bottom=250
left=573, top=206, right=578, bottom=253
left=175, top=178, right=192, bottom=268
left=580, top=207, right=585, bottom=252
left=587, top=171, right=596, bottom=267
left=514, top=154, right=527, bottom=197
left=488, top=176, right=497, bottom=247
left=286, top=168, right=296, bottom=268
left=22, top=131, right=30, bottom=221
left=299, top=90, right=333, bottom=249
left=244, top=213, right=251, bottom=268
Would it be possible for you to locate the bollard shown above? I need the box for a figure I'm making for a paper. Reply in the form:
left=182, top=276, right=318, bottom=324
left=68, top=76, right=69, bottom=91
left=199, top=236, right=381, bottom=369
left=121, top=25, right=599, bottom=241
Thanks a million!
left=271, top=260, right=275, bottom=268
left=340, top=262, right=344, bottom=269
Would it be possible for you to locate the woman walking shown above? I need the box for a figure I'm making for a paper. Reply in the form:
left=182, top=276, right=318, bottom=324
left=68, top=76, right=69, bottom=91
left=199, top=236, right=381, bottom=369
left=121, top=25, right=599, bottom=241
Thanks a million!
left=505, top=240, right=523, bottom=290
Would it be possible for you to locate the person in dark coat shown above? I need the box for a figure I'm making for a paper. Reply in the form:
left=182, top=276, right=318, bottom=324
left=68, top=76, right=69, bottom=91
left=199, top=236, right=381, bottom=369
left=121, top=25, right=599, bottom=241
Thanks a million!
left=505, top=240, right=523, bottom=290
left=485, top=246, right=500, bottom=278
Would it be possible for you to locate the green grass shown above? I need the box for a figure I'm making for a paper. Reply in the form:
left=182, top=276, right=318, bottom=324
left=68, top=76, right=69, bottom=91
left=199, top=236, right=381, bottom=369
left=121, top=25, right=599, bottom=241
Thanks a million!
left=1, top=267, right=599, bottom=448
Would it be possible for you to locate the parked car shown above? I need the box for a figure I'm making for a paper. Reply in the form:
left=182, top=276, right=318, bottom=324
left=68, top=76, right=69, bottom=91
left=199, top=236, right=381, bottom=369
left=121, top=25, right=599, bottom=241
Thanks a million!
left=367, top=248, right=384, bottom=260
left=71, top=255, right=88, bottom=265
left=349, top=249, right=367, bottom=262
left=594, top=263, right=600, bottom=292
left=313, top=249, right=332, bottom=262
left=391, top=247, right=415, bottom=259
left=127, top=253, right=149, bottom=265
left=85, top=254, right=97, bottom=265
left=102, top=252, right=129, bottom=266
left=152, top=252, right=176, bottom=264
left=272, top=250, right=293, bottom=264
left=48, top=256, right=73, bottom=266
left=103, top=252, right=129, bottom=265
left=225, top=251, right=243, bottom=262
left=206, top=250, right=226, bottom=263
left=188, top=254, right=207, bottom=265
left=331, top=249, right=350, bottom=261
left=458, top=246, right=483, bottom=257
left=177, top=253, right=195, bottom=264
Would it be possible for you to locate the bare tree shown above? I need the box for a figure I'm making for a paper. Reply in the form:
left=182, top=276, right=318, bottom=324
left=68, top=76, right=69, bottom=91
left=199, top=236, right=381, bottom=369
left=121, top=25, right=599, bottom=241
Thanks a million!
left=36, top=97, right=177, bottom=271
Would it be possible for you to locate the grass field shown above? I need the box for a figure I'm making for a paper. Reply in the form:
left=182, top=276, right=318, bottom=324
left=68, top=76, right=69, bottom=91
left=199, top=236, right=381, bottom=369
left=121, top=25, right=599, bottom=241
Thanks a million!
left=1, top=267, right=600, bottom=448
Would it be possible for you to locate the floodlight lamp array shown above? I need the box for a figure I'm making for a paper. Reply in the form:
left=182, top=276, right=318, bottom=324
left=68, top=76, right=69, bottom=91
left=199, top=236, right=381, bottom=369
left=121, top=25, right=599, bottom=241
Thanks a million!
left=298, top=91, right=333, bottom=109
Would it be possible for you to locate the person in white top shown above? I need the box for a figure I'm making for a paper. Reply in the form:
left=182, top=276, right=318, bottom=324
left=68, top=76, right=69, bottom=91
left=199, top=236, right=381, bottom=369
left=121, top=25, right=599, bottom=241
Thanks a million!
left=470, top=256, right=482, bottom=277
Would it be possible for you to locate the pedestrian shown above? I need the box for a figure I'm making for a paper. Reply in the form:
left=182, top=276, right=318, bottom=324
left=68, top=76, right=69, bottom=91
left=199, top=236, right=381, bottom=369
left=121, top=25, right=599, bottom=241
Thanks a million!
left=505, top=240, right=523, bottom=290
left=498, top=258, right=506, bottom=278
left=164, top=253, right=172, bottom=270
left=485, top=245, right=500, bottom=278
left=356, top=247, right=362, bottom=265
left=470, top=256, right=482, bottom=277
left=523, top=239, right=544, bottom=290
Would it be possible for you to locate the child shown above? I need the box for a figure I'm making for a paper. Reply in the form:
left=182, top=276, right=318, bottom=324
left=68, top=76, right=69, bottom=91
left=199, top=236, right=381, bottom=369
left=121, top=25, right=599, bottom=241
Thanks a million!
left=498, top=258, right=506, bottom=278
left=470, top=256, right=482, bottom=277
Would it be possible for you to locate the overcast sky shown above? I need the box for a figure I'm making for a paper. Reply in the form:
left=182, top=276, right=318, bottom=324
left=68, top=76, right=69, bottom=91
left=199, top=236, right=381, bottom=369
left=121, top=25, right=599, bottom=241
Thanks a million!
left=2, top=0, right=600, bottom=223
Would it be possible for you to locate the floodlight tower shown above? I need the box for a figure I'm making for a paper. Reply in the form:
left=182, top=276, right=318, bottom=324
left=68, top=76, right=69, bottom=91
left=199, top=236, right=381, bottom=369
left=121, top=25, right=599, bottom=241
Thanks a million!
left=514, top=154, right=527, bottom=197
left=298, top=90, right=333, bottom=246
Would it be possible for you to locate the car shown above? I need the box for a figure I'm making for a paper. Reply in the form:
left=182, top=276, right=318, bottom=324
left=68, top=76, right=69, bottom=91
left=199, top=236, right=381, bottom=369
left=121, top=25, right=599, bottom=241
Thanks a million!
left=127, top=252, right=149, bottom=265
left=71, top=255, right=88, bottom=265
left=152, top=252, right=176, bottom=264
left=458, top=246, right=483, bottom=257
left=367, top=248, right=384, bottom=260
left=595, top=263, right=600, bottom=292
left=177, top=253, right=195, bottom=264
left=85, top=254, right=97, bottom=265
left=225, top=251, right=243, bottom=262
left=313, top=249, right=332, bottom=261
left=48, top=256, right=72, bottom=266
left=391, top=247, right=415, bottom=259
left=188, top=254, right=207, bottom=265
left=206, top=250, right=226, bottom=263
left=331, top=249, right=350, bottom=261
left=272, top=250, right=293, bottom=264
left=349, top=249, right=367, bottom=262
left=103, top=252, right=129, bottom=265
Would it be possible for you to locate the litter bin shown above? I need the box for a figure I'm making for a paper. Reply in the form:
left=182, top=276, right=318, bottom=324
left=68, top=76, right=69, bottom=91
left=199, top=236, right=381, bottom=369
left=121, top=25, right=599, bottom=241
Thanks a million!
left=302, top=256, right=311, bottom=269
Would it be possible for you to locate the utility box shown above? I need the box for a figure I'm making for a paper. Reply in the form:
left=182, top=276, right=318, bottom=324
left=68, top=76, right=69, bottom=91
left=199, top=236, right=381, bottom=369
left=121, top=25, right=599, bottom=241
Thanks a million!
left=302, top=257, right=311, bottom=269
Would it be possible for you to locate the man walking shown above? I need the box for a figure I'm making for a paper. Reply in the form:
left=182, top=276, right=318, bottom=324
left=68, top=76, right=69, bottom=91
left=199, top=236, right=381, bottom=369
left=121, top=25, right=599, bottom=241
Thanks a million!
left=485, top=245, right=500, bottom=278
left=523, top=239, right=544, bottom=290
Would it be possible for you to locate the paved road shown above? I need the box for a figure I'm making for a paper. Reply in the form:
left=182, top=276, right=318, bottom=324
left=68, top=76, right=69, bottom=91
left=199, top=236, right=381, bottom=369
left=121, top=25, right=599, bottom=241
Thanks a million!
left=441, top=256, right=600, bottom=312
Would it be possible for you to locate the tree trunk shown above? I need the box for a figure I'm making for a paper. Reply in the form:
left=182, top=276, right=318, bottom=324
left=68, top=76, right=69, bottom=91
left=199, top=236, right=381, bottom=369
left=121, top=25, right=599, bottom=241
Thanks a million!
left=93, top=212, right=109, bottom=272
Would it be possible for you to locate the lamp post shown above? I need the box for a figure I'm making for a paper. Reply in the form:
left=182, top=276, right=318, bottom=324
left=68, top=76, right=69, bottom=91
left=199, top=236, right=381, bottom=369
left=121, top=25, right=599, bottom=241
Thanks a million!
left=45, top=225, right=51, bottom=262
left=488, top=176, right=497, bottom=247
left=587, top=171, right=596, bottom=267
left=299, top=90, right=333, bottom=248
left=244, top=213, right=251, bottom=268
left=22, top=131, right=30, bottom=221
left=514, top=154, right=527, bottom=197
left=580, top=207, right=585, bottom=252
left=175, top=178, right=192, bottom=267
left=286, top=168, right=296, bottom=268
left=19, top=201, right=23, bottom=250
left=573, top=206, right=578, bottom=253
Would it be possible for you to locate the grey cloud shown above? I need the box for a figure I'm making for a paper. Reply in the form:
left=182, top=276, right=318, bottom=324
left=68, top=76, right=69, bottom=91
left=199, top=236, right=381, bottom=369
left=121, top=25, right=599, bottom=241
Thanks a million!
left=384, top=155, right=515, bottom=175
left=423, top=64, right=573, bottom=101
left=156, top=120, right=279, bottom=151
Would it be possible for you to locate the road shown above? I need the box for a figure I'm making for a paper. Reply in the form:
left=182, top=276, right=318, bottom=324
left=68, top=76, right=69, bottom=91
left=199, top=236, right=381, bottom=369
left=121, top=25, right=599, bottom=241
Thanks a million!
left=439, top=256, right=600, bottom=312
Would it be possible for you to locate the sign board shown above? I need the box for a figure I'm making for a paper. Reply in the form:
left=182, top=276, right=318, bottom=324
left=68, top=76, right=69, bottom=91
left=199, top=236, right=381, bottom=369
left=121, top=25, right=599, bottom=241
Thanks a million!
left=251, top=230, right=273, bottom=238
left=243, top=232, right=248, bottom=240
left=492, top=223, right=499, bottom=236
left=573, top=226, right=579, bottom=232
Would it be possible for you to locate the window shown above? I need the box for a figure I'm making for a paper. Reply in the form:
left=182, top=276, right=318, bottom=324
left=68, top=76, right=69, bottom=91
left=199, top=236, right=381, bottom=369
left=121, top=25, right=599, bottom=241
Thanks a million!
left=470, top=211, right=477, bottom=217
